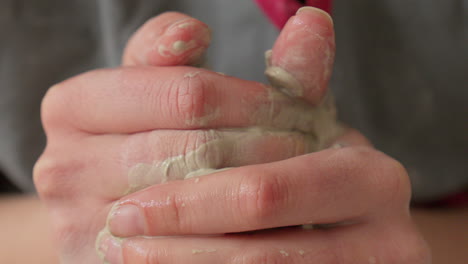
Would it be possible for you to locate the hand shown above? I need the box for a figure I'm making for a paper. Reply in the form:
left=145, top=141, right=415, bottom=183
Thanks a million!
left=102, top=132, right=430, bottom=264
left=34, top=10, right=332, bottom=263
left=34, top=8, right=430, bottom=264
left=34, top=12, right=217, bottom=263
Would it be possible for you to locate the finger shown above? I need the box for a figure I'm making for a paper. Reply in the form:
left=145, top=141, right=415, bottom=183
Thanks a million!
left=98, top=228, right=335, bottom=264
left=122, top=12, right=211, bottom=66
left=43, top=66, right=338, bottom=135
left=328, top=126, right=373, bottom=148
left=266, top=7, right=335, bottom=105
left=97, top=224, right=422, bottom=264
left=39, top=129, right=313, bottom=199
left=107, top=146, right=410, bottom=237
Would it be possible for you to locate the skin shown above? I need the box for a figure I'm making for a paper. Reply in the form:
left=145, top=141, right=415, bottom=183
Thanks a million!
left=31, top=10, right=437, bottom=264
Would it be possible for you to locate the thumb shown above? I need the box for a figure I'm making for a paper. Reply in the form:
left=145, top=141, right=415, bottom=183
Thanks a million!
left=122, top=12, right=211, bottom=66
left=266, top=7, right=335, bottom=105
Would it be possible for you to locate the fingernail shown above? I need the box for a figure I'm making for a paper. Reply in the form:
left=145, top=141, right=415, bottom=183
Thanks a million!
left=296, top=6, right=334, bottom=25
left=109, top=204, right=146, bottom=237
left=98, top=235, right=124, bottom=264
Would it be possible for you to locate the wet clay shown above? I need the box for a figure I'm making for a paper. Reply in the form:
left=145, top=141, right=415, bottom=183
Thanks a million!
left=96, top=49, right=343, bottom=259
left=125, top=51, right=342, bottom=193
left=126, top=128, right=318, bottom=193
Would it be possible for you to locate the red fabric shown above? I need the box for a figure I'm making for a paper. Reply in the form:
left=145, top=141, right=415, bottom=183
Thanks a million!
left=255, top=0, right=333, bottom=29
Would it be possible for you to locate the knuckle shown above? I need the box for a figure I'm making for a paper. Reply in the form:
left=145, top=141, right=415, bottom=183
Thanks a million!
left=46, top=210, right=87, bottom=257
left=171, top=73, right=209, bottom=126
left=386, top=161, right=411, bottom=204
left=41, top=69, right=106, bottom=132
left=387, top=230, right=431, bottom=264
left=41, top=83, right=71, bottom=131
left=337, top=146, right=411, bottom=206
left=52, top=215, right=80, bottom=247
left=33, top=152, right=82, bottom=200
left=373, top=153, right=412, bottom=207
left=238, top=172, right=285, bottom=225
left=400, top=243, right=431, bottom=264
left=163, top=193, right=187, bottom=233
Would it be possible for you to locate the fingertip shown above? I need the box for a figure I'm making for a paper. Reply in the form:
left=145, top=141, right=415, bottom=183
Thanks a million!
left=123, top=12, right=212, bottom=66
left=267, top=6, right=335, bottom=105
left=150, top=17, right=211, bottom=66
left=296, top=6, right=334, bottom=26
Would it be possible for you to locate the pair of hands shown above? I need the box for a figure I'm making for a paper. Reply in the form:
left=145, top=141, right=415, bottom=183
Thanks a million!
left=34, top=9, right=430, bottom=264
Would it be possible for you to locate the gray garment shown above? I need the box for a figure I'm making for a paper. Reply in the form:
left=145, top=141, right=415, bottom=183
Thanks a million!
left=332, top=0, right=468, bottom=200
left=0, top=0, right=466, bottom=201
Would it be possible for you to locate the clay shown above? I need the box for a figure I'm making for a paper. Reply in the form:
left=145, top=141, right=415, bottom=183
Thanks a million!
left=96, top=48, right=343, bottom=260
left=265, top=66, right=304, bottom=97
left=126, top=128, right=316, bottom=193
left=172, top=40, right=197, bottom=55
left=125, top=48, right=342, bottom=192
